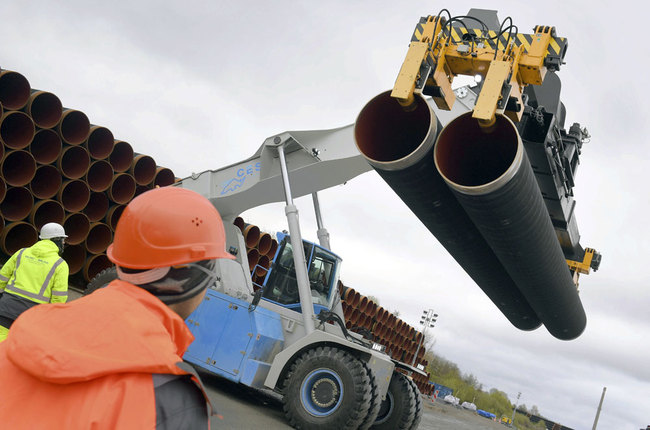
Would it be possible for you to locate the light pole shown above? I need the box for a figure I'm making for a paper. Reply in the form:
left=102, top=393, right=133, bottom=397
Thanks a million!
left=509, top=392, right=521, bottom=427
left=411, top=309, right=438, bottom=366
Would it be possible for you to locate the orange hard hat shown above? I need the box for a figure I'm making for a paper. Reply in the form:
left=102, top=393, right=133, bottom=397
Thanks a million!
left=107, top=187, right=234, bottom=269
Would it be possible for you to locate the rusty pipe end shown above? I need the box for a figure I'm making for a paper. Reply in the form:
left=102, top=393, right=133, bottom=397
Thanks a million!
left=434, top=112, right=522, bottom=195
left=355, top=90, right=438, bottom=171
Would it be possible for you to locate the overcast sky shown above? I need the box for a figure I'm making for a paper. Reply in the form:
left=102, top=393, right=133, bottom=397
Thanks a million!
left=2, top=1, right=648, bottom=428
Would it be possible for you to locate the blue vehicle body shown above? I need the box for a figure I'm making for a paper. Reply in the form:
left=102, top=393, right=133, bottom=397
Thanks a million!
left=183, top=232, right=342, bottom=386
left=183, top=289, right=285, bottom=386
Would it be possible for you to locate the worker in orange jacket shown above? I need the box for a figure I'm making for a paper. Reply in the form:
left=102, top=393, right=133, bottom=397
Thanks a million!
left=0, top=222, right=69, bottom=342
left=0, top=187, right=235, bottom=429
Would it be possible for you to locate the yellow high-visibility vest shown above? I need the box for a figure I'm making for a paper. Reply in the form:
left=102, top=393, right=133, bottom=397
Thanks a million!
left=0, top=240, right=69, bottom=304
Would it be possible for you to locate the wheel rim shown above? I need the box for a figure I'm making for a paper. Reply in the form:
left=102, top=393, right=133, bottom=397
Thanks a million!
left=300, top=368, right=343, bottom=417
left=374, top=391, right=394, bottom=424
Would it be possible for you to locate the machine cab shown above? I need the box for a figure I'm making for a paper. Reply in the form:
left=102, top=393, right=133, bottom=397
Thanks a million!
left=257, top=232, right=341, bottom=314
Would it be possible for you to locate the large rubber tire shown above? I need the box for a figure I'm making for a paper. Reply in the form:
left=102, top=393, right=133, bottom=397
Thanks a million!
left=84, top=267, right=118, bottom=295
left=405, top=377, right=423, bottom=430
left=371, top=372, right=416, bottom=430
left=359, top=361, right=381, bottom=430
left=282, top=346, right=372, bottom=430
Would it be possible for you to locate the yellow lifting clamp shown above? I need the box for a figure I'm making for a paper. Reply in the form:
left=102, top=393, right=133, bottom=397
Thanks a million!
left=567, top=248, right=601, bottom=289
left=391, top=13, right=566, bottom=128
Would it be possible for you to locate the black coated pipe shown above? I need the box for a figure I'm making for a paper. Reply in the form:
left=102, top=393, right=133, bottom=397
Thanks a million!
left=434, top=112, right=586, bottom=340
left=355, top=91, right=541, bottom=331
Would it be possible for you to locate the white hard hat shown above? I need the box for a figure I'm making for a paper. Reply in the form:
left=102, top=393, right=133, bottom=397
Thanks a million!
left=40, top=222, right=68, bottom=240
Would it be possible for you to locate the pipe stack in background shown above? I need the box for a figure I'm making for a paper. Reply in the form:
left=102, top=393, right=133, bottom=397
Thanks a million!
left=232, top=216, right=278, bottom=285
left=0, top=69, right=177, bottom=289
left=339, top=282, right=433, bottom=396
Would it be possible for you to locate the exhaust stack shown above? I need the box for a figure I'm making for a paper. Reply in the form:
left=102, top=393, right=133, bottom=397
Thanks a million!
left=355, top=91, right=541, bottom=332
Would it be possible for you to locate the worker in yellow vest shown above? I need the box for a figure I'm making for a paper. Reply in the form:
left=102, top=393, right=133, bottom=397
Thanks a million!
left=0, top=222, right=69, bottom=342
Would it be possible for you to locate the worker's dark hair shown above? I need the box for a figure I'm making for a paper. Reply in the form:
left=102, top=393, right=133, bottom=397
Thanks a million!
left=51, top=237, right=66, bottom=255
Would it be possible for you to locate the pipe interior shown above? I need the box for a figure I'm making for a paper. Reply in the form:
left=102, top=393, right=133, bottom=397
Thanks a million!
left=1, top=188, right=33, bottom=221
left=355, top=91, right=431, bottom=162
left=31, top=129, right=62, bottom=164
left=61, top=180, right=90, bottom=212
left=87, top=127, right=114, bottom=159
left=60, top=110, right=90, bottom=145
left=61, top=146, right=90, bottom=178
left=3, top=223, right=37, bottom=254
left=0, top=72, right=31, bottom=110
left=30, top=92, right=63, bottom=128
left=87, top=223, right=112, bottom=253
left=436, top=113, right=519, bottom=186
left=110, top=141, right=134, bottom=172
left=154, top=168, right=175, bottom=187
left=1, top=112, right=34, bottom=149
left=64, top=213, right=91, bottom=245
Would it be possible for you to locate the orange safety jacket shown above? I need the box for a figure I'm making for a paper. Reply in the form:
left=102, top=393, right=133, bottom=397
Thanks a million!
left=0, top=280, right=211, bottom=429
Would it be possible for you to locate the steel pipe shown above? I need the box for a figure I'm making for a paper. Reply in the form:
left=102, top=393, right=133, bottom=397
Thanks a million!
left=63, top=212, right=91, bottom=246
left=25, top=90, right=63, bottom=129
left=267, top=239, right=278, bottom=258
left=358, top=295, right=368, bottom=313
left=85, top=222, right=112, bottom=254
left=434, top=112, right=586, bottom=340
left=247, top=248, right=260, bottom=272
left=233, top=216, right=245, bottom=232
left=30, top=129, right=62, bottom=164
left=0, top=187, right=33, bottom=221
left=85, top=126, right=114, bottom=160
left=342, top=286, right=355, bottom=303
left=58, top=109, right=90, bottom=145
left=108, top=173, right=136, bottom=204
left=2, top=150, right=36, bottom=187
left=83, top=253, right=112, bottom=282
left=350, top=290, right=360, bottom=308
left=243, top=224, right=260, bottom=249
left=130, top=154, right=156, bottom=186
left=1, top=221, right=37, bottom=255
left=134, top=185, right=151, bottom=197
left=61, top=244, right=85, bottom=275
left=58, top=179, right=90, bottom=212
left=30, top=164, right=62, bottom=199
left=85, top=160, right=113, bottom=192
left=355, top=91, right=541, bottom=331
left=109, top=140, right=134, bottom=172
left=255, top=254, right=271, bottom=277
left=105, top=204, right=125, bottom=230
left=0, top=111, right=35, bottom=149
left=58, top=145, right=90, bottom=180
left=153, top=167, right=175, bottom=187
left=30, top=199, right=65, bottom=230
left=0, top=178, right=5, bottom=203
left=0, top=70, right=31, bottom=110
left=257, top=232, right=272, bottom=255
left=84, top=192, right=110, bottom=222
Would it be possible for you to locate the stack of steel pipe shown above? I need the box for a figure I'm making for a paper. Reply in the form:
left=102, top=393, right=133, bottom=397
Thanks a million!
left=232, top=216, right=278, bottom=288
left=339, top=281, right=432, bottom=391
left=0, top=69, right=177, bottom=288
